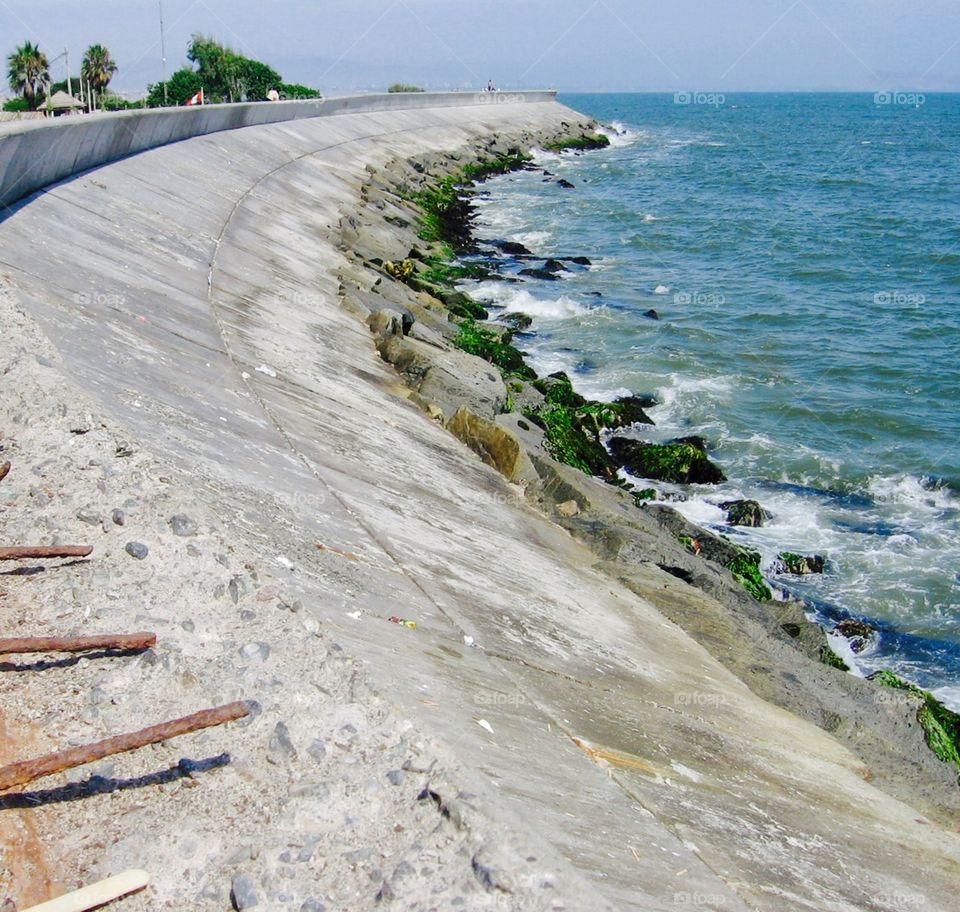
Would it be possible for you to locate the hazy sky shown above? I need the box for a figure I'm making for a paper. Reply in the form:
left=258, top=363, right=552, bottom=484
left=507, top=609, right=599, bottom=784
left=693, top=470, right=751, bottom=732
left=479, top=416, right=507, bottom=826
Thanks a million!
left=2, top=0, right=959, bottom=96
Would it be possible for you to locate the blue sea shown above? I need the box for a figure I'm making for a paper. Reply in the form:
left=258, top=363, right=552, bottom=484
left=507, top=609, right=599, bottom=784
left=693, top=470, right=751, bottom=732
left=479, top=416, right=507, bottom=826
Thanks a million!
left=463, top=93, right=960, bottom=707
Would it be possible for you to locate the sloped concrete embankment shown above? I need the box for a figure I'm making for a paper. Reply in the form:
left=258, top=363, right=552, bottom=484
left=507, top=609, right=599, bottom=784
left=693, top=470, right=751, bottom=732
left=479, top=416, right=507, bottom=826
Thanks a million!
left=0, top=100, right=957, bottom=911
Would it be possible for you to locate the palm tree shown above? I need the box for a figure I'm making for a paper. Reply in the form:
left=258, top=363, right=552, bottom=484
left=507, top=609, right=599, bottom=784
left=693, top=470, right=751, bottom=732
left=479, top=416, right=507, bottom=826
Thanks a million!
left=81, top=44, right=117, bottom=109
left=7, top=41, right=50, bottom=111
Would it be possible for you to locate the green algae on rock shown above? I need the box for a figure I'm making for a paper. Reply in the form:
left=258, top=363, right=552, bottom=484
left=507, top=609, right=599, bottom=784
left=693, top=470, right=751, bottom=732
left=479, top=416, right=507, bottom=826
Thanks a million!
left=725, top=548, right=773, bottom=602
left=720, top=499, right=767, bottom=528
left=607, top=437, right=727, bottom=485
left=453, top=320, right=536, bottom=380
left=869, top=670, right=960, bottom=770
left=775, top=552, right=826, bottom=575
left=542, top=134, right=611, bottom=152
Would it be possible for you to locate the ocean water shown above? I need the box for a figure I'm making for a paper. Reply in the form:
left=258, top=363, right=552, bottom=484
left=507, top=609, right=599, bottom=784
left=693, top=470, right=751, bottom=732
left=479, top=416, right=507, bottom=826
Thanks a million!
left=463, top=93, right=960, bottom=708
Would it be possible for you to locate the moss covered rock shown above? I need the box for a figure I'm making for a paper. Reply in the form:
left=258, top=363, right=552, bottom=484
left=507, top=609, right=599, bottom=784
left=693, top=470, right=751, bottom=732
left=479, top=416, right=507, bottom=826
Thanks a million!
left=543, top=134, right=611, bottom=152
left=775, top=552, right=825, bottom=575
left=869, top=670, right=960, bottom=770
left=607, top=437, right=726, bottom=485
left=725, top=548, right=773, bottom=601
left=452, top=320, right=535, bottom=380
left=834, top=619, right=878, bottom=654
left=720, top=499, right=767, bottom=528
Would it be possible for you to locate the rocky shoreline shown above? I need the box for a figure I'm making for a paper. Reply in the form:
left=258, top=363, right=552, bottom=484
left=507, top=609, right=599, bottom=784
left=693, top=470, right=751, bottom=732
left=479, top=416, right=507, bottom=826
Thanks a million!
left=2, top=101, right=958, bottom=911
left=339, top=123, right=960, bottom=822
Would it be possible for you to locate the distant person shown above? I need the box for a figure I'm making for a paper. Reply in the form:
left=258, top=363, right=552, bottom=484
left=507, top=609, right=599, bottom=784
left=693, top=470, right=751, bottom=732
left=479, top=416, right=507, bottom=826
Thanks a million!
left=486, top=79, right=497, bottom=92
left=267, top=88, right=280, bottom=102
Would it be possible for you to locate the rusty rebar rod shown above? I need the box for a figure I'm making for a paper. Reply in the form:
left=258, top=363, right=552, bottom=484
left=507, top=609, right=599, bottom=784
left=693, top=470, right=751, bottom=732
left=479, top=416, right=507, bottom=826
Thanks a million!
left=0, top=462, right=10, bottom=483
left=0, top=701, right=250, bottom=792
left=0, top=633, right=156, bottom=656
left=0, top=546, right=93, bottom=561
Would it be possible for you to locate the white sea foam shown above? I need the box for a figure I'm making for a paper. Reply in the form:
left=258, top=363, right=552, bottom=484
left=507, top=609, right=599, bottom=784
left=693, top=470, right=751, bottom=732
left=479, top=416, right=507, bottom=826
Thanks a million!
left=471, top=283, right=593, bottom=320
left=642, top=214, right=659, bottom=222
left=597, top=122, right=643, bottom=148
left=654, top=284, right=670, bottom=295
left=511, top=230, right=552, bottom=248
left=868, top=473, right=957, bottom=511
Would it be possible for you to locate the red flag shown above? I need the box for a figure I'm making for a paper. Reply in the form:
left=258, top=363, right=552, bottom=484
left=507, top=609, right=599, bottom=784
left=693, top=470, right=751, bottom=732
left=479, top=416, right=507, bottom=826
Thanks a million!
left=186, top=88, right=204, bottom=106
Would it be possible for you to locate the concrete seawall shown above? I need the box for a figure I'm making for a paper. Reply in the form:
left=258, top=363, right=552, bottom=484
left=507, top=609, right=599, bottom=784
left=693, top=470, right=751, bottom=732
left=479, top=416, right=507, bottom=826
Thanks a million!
left=0, top=90, right=557, bottom=211
left=0, top=98, right=957, bottom=909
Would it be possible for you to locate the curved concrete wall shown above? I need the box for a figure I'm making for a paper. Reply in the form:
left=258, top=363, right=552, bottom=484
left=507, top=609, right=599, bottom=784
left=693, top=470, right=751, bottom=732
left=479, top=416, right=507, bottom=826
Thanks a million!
left=0, top=90, right=556, bottom=212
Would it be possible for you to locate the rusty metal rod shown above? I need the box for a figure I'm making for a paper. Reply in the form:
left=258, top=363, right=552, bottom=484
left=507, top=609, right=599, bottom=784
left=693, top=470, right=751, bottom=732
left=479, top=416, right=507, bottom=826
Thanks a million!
left=0, top=461, right=10, bottom=483
left=0, top=633, right=156, bottom=656
left=0, top=546, right=93, bottom=561
left=0, top=701, right=250, bottom=792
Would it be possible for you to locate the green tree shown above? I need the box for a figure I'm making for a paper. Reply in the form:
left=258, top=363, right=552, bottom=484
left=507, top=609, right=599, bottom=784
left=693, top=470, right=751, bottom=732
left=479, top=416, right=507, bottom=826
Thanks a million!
left=81, top=44, right=117, bottom=109
left=146, top=35, right=320, bottom=107
left=7, top=41, right=50, bottom=111
left=146, top=67, right=202, bottom=107
left=279, top=83, right=322, bottom=100
left=238, top=58, right=282, bottom=101
left=187, top=35, right=241, bottom=103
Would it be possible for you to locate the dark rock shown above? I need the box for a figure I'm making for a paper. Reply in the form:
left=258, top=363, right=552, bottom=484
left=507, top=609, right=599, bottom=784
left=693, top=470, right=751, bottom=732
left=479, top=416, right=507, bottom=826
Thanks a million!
left=230, top=874, right=259, bottom=910
left=519, top=268, right=560, bottom=281
left=168, top=514, right=197, bottom=537
left=721, top=499, right=768, bottom=528
left=434, top=288, right=488, bottom=321
left=607, top=438, right=726, bottom=485
left=228, top=576, right=247, bottom=604
left=557, top=179, right=576, bottom=189
left=124, top=541, right=149, bottom=560
left=500, top=312, right=533, bottom=332
left=110, top=509, right=125, bottom=526
left=611, top=396, right=655, bottom=427
left=268, top=721, right=297, bottom=764
left=659, top=564, right=694, bottom=583
left=834, top=619, right=877, bottom=653
left=307, top=738, right=327, bottom=763
left=671, top=435, right=709, bottom=450
left=643, top=308, right=660, bottom=320
left=489, top=239, right=532, bottom=256
left=543, top=258, right=567, bottom=273
left=774, top=552, right=825, bottom=575
left=566, top=256, right=592, bottom=266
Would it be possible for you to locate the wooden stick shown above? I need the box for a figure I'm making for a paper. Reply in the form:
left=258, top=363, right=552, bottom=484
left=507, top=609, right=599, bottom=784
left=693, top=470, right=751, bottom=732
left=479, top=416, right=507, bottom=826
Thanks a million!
left=0, top=545, right=93, bottom=561
left=0, top=633, right=156, bottom=656
left=22, top=869, right=149, bottom=912
left=0, top=461, right=10, bottom=483
left=0, top=701, right=250, bottom=792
